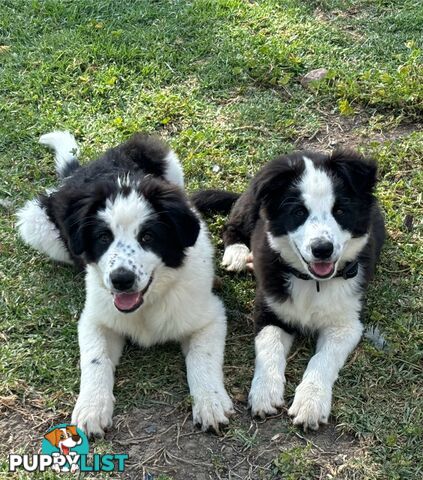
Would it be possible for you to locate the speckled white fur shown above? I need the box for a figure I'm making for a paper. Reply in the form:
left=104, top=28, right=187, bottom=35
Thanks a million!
left=71, top=212, right=233, bottom=436
left=18, top=132, right=232, bottom=436
left=96, top=191, right=157, bottom=293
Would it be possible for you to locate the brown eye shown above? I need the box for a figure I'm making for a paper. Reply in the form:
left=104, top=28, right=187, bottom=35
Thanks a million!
left=98, top=231, right=113, bottom=244
left=141, top=232, right=153, bottom=244
left=293, top=207, right=307, bottom=217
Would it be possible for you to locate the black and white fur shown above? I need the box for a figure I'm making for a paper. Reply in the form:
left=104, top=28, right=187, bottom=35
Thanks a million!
left=17, top=132, right=233, bottom=436
left=193, top=150, right=385, bottom=430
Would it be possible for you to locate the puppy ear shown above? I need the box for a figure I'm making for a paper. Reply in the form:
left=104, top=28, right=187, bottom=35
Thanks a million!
left=329, top=150, right=377, bottom=195
left=62, top=181, right=114, bottom=256
left=252, top=155, right=304, bottom=212
left=63, top=196, right=92, bottom=256
left=142, top=179, right=200, bottom=249
left=165, top=203, right=199, bottom=249
left=67, top=425, right=78, bottom=436
left=44, top=428, right=59, bottom=447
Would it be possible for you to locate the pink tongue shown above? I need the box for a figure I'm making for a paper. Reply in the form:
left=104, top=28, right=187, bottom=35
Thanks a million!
left=114, top=292, right=142, bottom=311
left=310, top=262, right=334, bottom=277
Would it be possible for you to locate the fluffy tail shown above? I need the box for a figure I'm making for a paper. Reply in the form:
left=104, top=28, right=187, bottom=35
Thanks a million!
left=39, top=131, right=80, bottom=179
left=191, top=189, right=240, bottom=215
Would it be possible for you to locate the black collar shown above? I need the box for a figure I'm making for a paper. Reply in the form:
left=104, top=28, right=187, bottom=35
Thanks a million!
left=284, top=260, right=359, bottom=292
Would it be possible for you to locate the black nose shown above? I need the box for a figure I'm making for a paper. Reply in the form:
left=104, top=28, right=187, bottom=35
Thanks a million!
left=311, top=240, right=334, bottom=259
left=110, top=268, right=136, bottom=291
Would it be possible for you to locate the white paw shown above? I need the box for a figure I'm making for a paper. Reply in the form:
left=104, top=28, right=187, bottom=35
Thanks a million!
left=192, top=389, right=234, bottom=433
left=248, top=373, right=285, bottom=418
left=288, top=380, right=332, bottom=430
left=70, top=464, right=79, bottom=474
left=222, top=243, right=250, bottom=272
left=71, top=392, right=114, bottom=437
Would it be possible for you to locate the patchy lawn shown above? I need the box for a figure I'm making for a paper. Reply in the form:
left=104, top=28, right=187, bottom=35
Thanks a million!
left=0, top=1, right=422, bottom=479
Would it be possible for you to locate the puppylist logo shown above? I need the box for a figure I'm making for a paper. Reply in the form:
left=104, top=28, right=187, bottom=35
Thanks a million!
left=9, top=424, right=128, bottom=474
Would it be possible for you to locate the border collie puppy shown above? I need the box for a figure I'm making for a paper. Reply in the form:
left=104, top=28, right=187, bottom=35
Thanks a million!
left=192, top=150, right=385, bottom=430
left=17, top=132, right=233, bottom=436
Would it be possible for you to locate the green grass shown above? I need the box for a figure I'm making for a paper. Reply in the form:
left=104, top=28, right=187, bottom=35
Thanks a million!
left=0, top=1, right=422, bottom=479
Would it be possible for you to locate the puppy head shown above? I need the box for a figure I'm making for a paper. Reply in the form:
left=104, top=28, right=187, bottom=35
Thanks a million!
left=44, top=426, right=81, bottom=449
left=64, top=176, right=200, bottom=312
left=254, top=150, right=377, bottom=279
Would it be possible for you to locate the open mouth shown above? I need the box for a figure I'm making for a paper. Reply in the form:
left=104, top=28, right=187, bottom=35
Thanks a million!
left=308, top=261, right=335, bottom=279
left=113, top=277, right=153, bottom=313
left=294, top=244, right=336, bottom=280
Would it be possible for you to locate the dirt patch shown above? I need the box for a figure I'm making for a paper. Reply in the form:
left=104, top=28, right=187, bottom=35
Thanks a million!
left=0, top=393, right=63, bottom=454
left=295, top=115, right=420, bottom=152
left=109, top=402, right=357, bottom=479
left=1, top=398, right=360, bottom=479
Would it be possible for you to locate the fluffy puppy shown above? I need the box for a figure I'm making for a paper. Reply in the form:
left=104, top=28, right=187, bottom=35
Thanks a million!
left=17, top=132, right=233, bottom=436
left=192, top=150, right=385, bottom=430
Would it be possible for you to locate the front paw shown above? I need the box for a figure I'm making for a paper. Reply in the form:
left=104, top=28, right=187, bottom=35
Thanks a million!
left=288, top=380, right=331, bottom=430
left=248, top=374, right=285, bottom=419
left=222, top=244, right=250, bottom=272
left=192, top=389, right=234, bottom=433
left=71, top=392, right=114, bottom=438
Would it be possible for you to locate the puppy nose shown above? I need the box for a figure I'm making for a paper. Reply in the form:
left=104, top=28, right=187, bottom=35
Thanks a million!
left=311, top=240, right=334, bottom=259
left=110, top=268, right=136, bottom=291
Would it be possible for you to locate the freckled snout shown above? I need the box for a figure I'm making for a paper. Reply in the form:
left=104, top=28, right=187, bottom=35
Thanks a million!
left=311, top=240, right=334, bottom=260
left=110, top=267, right=136, bottom=292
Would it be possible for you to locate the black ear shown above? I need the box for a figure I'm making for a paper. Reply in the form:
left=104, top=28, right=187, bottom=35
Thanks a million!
left=252, top=155, right=305, bottom=211
left=142, top=179, right=200, bottom=249
left=63, top=195, right=92, bottom=256
left=62, top=181, right=113, bottom=257
left=329, top=150, right=377, bottom=195
left=162, top=197, right=200, bottom=249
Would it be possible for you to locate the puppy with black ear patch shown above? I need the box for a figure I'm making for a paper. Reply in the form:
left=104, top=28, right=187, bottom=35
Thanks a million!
left=192, top=150, right=385, bottom=430
left=17, top=131, right=233, bottom=436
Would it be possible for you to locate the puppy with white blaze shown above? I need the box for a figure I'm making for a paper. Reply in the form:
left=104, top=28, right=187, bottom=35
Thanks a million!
left=192, top=150, right=385, bottom=430
left=17, top=131, right=233, bottom=436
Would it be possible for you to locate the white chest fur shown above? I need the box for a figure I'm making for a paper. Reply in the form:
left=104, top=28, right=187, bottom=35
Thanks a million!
left=266, top=270, right=363, bottom=331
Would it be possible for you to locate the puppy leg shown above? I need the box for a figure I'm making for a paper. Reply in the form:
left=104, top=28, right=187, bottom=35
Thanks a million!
left=182, top=296, right=234, bottom=433
left=249, top=300, right=295, bottom=418
left=16, top=198, right=72, bottom=264
left=221, top=189, right=259, bottom=272
left=288, top=320, right=363, bottom=430
left=71, top=312, right=125, bottom=437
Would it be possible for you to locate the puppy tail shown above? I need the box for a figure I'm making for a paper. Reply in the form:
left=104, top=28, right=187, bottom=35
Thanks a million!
left=190, top=189, right=240, bottom=216
left=39, top=131, right=80, bottom=179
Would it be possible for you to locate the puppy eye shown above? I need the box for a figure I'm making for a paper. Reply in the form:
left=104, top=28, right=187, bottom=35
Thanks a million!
left=334, top=207, right=345, bottom=216
left=140, top=232, right=153, bottom=244
left=98, top=231, right=113, bottom=244
left=293, top=207, right=308, bottom=217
